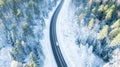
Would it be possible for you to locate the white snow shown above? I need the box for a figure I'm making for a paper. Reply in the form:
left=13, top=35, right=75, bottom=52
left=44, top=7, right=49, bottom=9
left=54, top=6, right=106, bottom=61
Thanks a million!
left=0, top=23, right=12, bottom=66
left=57, top=0, right=104, bottom=67
left=11, top=61, right=22, bottom=67
left=0, top=0, right=106, bottom=67
left=0, top=47, right=12, bottom=67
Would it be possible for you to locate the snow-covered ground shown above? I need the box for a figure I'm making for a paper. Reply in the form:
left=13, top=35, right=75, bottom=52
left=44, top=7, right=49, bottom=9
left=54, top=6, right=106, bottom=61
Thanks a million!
left=0, top=16, right=12, bottom=67
left=1, top=0, right=118, bottom=67
left=0, top=0, right=60, bottom=67
left=0, top=47, right=12, bottom=67
left=57, top=0, right=104, bottom=67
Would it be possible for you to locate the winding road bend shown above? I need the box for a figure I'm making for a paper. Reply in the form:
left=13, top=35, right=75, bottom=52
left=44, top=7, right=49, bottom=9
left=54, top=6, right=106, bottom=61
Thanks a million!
left=49, top=0, right=67, bottom=67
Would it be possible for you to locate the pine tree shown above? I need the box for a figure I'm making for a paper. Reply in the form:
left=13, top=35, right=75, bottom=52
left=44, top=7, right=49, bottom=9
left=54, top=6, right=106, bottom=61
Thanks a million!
left=110, top=33, right=120, bottom=46
left=98, top=25, right=109, bottom=39
left=111, top=19, right=120, bottom=29
left=88, top=18, right=94, bottom=29
left=109, top=28, right=120, bottom=39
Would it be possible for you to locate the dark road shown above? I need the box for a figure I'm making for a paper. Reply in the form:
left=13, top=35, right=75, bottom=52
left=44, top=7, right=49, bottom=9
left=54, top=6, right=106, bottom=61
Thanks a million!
left=49, top=0, right=67, bottom=67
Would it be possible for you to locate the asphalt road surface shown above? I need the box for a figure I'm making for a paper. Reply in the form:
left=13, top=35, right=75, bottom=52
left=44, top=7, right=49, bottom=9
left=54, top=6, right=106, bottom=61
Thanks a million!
left=49, top=0, right=68, bottom=67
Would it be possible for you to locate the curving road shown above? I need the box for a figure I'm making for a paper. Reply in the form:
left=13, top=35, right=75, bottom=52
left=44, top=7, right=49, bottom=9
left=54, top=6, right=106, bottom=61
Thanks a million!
left=49, top=0, right=67, bottom=67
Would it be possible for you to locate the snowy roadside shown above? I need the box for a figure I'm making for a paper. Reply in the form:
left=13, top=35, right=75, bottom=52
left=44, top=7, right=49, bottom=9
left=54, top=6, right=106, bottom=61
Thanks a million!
left=56, top=0, right=77, bottom=66
left=0, top=0, right=61, bottom=67
left=56, top=0, right=104, bottom=67
left=40, top=0, right=61, bottom=67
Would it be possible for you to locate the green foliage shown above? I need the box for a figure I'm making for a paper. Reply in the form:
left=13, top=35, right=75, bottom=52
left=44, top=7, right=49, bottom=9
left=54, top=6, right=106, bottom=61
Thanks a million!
left=111, top=19, right=120, bottom=28
left=105, top=4, right=116, bottom=20
left=11, top=39, right=26, bottom=61
left=97, top=4, right=117, bottom=20
left=88, top=18, right=94, bottom=28
left=29, top=62, right=37, bottom=67
left=22, top=22, right=33, bottom=36
left=105, top=9, right=114, bottom=20
left=92, top=7, right=96, bottom=13
left=98, top=5, right=104, bottom=12
left=104, top=5, right=108, bottom=11
left=97, top=4, right=107, bottom=20
left=98, top=25, right=109, bottom=39
left=13, top=48, right=18, bottom=55
left=29, top=52, right=37, bottom=67
left=0, top=0, right=48, bottom=66
left=17, top=9, right=21, bottom=16
left=22, top=23, right=28, bottom=31
left=15, top=39, right=20, bottom=45
left=30, top=52, right=34, bottom=60
left=79, top=14, right=85, bottom=19
left=109, top=28, right=120, bottom=39
left=0, top=0, right=4, bottom=7
left=110, top=33, right=120, bottom=47
left=110, top=4, right=116, bottom=9
left=23, top=64, right=29, bottom=67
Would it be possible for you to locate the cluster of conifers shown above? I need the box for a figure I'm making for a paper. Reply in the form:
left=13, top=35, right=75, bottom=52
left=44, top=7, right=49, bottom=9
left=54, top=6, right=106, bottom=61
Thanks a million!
left=0, top=0, right=56, bottom=67
left=74, top=0, right=120, bottom=64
